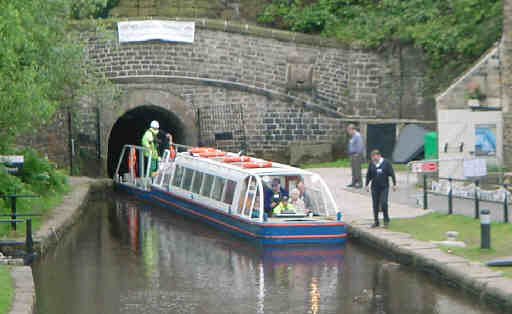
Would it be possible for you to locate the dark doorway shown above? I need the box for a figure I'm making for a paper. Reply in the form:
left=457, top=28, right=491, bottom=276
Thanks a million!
left=366, top=124, right=396, bottom=160
left=107, top=105, right=185, bottom=177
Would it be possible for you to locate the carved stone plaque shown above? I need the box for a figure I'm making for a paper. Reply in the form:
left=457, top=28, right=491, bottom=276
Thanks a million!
left=286, top=52, right=316, bottom=90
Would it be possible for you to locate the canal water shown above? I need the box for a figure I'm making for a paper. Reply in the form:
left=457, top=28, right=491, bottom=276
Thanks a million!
left=33, top=195, right=506, bottom=314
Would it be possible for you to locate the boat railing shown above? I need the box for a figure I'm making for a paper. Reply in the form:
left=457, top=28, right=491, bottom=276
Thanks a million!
left=114, top=145, right=153, bottom=190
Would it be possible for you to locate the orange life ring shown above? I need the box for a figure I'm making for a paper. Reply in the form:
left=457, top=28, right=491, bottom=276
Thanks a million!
left=128, top=147, right=137, bottom=177
left=199, top=150, right=226, bottom=157
left=188, top=147, right=215, bottom=154
left=242, top=161, right=272, bottom=168
left=223, top=156, right=251, bottom=163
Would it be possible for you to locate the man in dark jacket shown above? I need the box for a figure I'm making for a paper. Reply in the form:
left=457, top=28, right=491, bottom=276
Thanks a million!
left=365, top=149, right=397, bottom=227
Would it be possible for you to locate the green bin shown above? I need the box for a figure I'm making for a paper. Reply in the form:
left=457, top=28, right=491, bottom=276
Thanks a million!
left=424, top=132, right=438, bottom=160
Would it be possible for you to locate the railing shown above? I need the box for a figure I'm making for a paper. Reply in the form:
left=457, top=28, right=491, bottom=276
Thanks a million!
left=420, top=174, right=509, bottom=223
left=0, top=191, right=41, bottom=264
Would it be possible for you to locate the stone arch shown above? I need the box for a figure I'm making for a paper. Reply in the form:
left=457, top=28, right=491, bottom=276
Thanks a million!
left=106, top=88, right=198, bottom=177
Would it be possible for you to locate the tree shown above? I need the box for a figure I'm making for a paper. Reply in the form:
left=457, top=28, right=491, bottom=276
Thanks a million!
left=504, top=0, right=512, bottom=111
left=0, top=0, right=115, bottom=151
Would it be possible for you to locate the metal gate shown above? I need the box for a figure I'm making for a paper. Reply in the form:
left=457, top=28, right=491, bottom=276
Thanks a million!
left=197, top=104, right=247, bottom=153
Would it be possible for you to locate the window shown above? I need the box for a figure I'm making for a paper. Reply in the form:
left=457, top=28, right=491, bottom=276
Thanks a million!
left=172, top=165, right=184, bottom=187
left=201, top=174, right=215, bottom=197
left=212, top=177, right=226, bottom=201
left=182, top=168, right=194, bottom=191
left=192, top=171, right=204, bottom=194
left=222, top=180, right=237, bottom=205
left=163, top=172, right=172, bottom=189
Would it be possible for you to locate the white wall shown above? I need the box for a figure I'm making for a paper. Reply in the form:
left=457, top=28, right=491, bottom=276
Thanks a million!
left=437, top=109, right=502, bottom=179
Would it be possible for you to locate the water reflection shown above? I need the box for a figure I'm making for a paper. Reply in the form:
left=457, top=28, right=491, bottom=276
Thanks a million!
left=33, top=197, right=506, bottom=314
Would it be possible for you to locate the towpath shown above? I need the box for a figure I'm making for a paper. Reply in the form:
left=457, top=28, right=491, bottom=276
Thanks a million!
left=310, top=167, right=431, bottom=223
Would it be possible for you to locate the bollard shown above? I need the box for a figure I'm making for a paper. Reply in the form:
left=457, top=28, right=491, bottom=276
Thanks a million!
left=448, top=178, right=453, bottom=215
left=423, top=174, right=428, bottom=210
left=474, top=180, right=480, bottom=219
left=25, top=218, right=33, bottom=255
left=337, top=212, right=342, bottom=221
left=480, top=209, right=491, bottom=249
left=504, top=188, right=509, bottom=223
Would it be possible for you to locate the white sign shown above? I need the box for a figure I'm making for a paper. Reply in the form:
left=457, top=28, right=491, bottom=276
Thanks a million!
left=0, top=155, right=24, bottom=164
left=118, top=20, right=195, bottom=44
left=463, top=158, right=487, bottom=177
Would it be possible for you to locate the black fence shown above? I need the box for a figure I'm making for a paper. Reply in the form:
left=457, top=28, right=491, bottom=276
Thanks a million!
left=0, top=192, right=41, bottom=264
left=421, top=174, right=509, bottom=223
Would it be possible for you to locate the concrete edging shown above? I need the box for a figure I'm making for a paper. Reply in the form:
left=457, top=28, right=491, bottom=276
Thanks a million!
left=346, top=222, right=512, bottom=312
left=7, top=177, right=112, bottom=314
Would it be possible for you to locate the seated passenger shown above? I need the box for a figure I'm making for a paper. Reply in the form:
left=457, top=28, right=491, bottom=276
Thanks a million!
left=290, top=188, right=305, bottom=212
left=273, top=196, right=295, bottom=216
left=264, top=178, right=289, bottom=216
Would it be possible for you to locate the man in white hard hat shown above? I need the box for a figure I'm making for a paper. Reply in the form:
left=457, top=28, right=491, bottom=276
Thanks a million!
left=141, top=120, right=160, bottom=176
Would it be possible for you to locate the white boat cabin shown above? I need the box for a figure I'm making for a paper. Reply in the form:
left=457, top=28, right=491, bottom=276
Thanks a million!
left=115, top=145, right=340, bottom=223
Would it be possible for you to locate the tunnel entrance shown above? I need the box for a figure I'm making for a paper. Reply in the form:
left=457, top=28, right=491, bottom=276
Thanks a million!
left=107, top=105, right=186, bottom=177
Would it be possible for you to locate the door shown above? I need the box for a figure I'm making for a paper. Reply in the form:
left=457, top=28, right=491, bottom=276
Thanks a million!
left=366, top=124, right=396, bottom=160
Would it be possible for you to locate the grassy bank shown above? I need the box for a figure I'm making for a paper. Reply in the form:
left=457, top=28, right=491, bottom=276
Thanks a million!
left=0, top=265, right=13, bottom=314
left=300, top=158, right=407, bottom=171
left=388, top=212, right=512, bottom=278
left=0, top=149, right=70, bottom=238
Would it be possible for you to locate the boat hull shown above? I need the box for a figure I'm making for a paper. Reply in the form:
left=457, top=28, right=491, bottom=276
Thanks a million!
left=116, top=183, right=347, bottom=245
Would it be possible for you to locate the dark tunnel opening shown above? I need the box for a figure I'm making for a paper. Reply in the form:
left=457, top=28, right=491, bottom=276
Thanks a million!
left=107, top=105, right=186, bottom=177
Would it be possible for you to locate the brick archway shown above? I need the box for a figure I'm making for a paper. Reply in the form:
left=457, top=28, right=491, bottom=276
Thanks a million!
left=105, top=88, right=198, bottom=177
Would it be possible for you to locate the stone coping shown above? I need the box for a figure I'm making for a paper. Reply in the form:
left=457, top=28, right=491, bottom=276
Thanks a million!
left=69, top=17, right=356, bottom=49
left=9, top=266, right=34, bottom=314
left=347, top=222, right=512, bottom=312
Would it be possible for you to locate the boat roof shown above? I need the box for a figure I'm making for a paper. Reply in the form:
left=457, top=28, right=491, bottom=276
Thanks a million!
left=175, top=150, right=314, bottom=178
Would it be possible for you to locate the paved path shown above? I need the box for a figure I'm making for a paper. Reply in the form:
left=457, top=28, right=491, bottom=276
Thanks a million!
left=309, top=168, right=431, bottom=224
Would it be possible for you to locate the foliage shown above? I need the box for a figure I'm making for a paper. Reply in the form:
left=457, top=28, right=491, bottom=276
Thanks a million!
left=0, top=151, right=70, bottom=238
left=258, top=0, right=503, bottom=93
left=465, top=81, right=487, bottom=100
left=389, top=212, right=512, bottom=278
left=0, top=265, right=13, bottom=314
left=0, top=0, right=118, bottom=152
left=71, top=0, right=120, bottom=19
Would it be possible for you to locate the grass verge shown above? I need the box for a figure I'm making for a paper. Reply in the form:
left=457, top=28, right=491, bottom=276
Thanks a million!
left=300, top=158, right=407, bottom=171
left=0, top=265, right=13, bottom=314
left=388, top=212, right=512, bottom=278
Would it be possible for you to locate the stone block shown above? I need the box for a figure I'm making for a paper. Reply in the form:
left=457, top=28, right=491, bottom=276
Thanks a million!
left=289, top=143, right=333, bottom=166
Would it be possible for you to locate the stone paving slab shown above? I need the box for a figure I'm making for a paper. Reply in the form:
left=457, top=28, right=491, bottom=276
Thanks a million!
left=9, top=266, right=34, bottom=314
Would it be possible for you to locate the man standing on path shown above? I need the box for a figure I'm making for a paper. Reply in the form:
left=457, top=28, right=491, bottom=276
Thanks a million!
left=346, top=124, right=364, bottom=188
left=365, top=149, right=397, bottom=228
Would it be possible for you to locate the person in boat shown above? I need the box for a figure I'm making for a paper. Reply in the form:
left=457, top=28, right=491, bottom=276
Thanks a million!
left=264, top=178, right=288, bottom=216
left=141, top=120, right=160, bottom=176
left=297, top=179, right=312, bottom=209
left=156, top=129, right=173, bottom=157
left=273, top=195, right=295, bottom=215
left=289, top=188, right=305, bottom=213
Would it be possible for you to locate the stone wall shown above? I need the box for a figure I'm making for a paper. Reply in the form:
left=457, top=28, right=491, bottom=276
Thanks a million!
left=25, top=19, right=432, bottom=171
left=436, top=43, right=502, bottom=110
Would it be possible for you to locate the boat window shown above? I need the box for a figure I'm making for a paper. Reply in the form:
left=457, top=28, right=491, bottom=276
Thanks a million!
left=192, top=171, right=204, bottom=194
left=182, top=168, right=194, bottom=191
left=212, top=177, right=226, bottom=201
left=222, top=180, right=237, bottom=205
left=172, top=165, right=184, bottom=187
left=163, top=171, right=172, bottom=189
left=201, top=174, right=215, bottom=197
left=154, top=172, right=164, bottom=186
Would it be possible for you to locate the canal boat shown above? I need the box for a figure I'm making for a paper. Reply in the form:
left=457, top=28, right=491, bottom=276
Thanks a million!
left=113, top=144, right=346, bottom=245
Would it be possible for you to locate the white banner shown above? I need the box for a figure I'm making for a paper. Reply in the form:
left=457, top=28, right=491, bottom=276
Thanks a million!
left=118, top=20, right=195, bottom=44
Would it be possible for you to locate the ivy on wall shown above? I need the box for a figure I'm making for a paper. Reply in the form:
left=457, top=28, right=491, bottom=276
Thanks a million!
left=258, top=0, right=503, bottom=94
